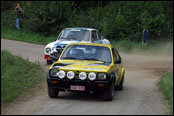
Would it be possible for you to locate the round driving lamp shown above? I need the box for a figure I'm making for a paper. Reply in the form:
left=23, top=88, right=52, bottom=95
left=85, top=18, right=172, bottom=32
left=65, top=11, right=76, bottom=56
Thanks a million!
left=57, top=70, right=65, bottom=79
left=79, top=72, right=87, bottom=80
left=67, top=71, right=75, bottom=79
left=88, top=72, right=96, bottom=81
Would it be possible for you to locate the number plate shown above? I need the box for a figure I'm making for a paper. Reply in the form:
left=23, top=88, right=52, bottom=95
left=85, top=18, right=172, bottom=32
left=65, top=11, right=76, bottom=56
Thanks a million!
left=70, top=85, right=85, bottom=91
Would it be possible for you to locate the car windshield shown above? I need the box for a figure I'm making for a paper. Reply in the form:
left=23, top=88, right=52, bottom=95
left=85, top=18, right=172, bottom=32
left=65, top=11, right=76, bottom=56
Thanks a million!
left=58, top=28, right=90, bottom=41
left=61, top=45, right=112, bottom=64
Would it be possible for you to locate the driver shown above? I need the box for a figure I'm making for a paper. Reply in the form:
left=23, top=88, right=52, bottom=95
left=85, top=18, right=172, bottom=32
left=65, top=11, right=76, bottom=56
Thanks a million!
left=85, top=47, right=93, bottom=58
left=82, top=31, right=90, bottom=41
left=67, top=32, right=75, bottom=39
left=95, top=48, right=104, bottom=61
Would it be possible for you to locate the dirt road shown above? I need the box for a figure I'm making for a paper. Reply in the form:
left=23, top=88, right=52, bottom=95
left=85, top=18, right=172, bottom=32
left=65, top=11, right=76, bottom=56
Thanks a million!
left=1, top=39, right=173, bottom=115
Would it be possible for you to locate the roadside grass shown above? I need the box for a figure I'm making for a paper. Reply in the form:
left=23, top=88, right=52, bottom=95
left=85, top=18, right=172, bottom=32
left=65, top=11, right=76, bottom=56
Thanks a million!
left=158, top=73, right=173, bottom=115
left=1, top=27, right=55, bottom=45
left=1, top=50, right=45, bottom=106
left=110, top=38, right=173, bottom=53
left=1, top=27, right=173, bottom=53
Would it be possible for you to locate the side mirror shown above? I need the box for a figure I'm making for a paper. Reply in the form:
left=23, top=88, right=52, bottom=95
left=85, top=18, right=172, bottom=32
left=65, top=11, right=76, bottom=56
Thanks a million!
left=50, top=53, right=58, bottom=61
left=114, top=60, right=121, bottom=64
left=55, top=38, right=57, bottom=41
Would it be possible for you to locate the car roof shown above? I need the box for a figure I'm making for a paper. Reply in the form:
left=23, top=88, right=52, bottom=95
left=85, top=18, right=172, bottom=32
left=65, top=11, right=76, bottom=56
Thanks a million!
left=65, top=27, right=97, bottom=31
left=67, top=42, right=114, bottom=49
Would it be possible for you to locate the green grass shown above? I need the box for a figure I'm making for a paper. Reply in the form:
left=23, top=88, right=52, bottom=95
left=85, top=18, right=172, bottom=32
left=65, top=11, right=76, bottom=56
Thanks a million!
left=1, top=27, right=55, bottom=45
left=1, top=50, right=45, bottom=105
left=110, top=38, right=173, bottom=53
left=1, top=27, right=173, bottom=53
left=159, top=73, right=173, bottom=115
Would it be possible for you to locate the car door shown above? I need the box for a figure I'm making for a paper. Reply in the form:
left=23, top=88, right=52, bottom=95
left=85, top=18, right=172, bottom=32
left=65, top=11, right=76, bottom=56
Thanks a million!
left=111, top=48, right=122, bottom=85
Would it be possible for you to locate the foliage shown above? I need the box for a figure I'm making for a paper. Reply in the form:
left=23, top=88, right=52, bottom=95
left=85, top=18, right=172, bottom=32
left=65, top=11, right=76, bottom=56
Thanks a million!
left=159, top=73, right=173, bottom=114
left=1, top=1, right=173, bottom=41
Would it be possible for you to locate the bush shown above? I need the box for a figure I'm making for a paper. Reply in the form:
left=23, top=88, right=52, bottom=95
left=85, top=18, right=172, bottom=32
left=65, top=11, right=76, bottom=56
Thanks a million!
left=159, top=73, right=173, bottom=114
left=1, top=1, right=172, bottom=41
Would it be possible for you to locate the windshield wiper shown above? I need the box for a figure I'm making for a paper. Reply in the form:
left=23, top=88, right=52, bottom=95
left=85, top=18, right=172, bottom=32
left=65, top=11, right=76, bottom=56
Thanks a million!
left=83, top=58, right=105, bottom=62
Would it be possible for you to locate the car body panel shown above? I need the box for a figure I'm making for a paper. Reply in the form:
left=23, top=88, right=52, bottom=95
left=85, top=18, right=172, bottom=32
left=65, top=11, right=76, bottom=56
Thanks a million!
left=44, top=27, right=110, bottom=62
left=48, top=43, right=125, bottom=86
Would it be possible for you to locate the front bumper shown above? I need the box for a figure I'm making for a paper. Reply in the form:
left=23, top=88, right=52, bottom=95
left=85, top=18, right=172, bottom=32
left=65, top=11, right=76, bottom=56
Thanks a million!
left=47, top=74, right=112, bottom=92
left=44, top=54, right=52, bottom=60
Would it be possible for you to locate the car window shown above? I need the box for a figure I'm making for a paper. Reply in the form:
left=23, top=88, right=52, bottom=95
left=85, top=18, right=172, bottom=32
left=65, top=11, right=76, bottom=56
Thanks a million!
left=61, top=45, right=111, bottom=64
left=58, top=29, right=90, bottom=41
left=91, top=31, right=98, bottom=42
left=112, top=48, right=117, bottom=63
left=97, top=31, right=102, bottom=40
left=115, top=49, right=121, bottom=61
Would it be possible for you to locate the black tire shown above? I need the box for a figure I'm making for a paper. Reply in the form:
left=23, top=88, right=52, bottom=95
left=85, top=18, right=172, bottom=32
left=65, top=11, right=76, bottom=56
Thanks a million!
left=47, top=60, right=53, bottom=65
left=48, top=88, right=59, bottom=98
left=104, top=80, right=115, bottom=101
left=116, top=74, right=124, bottom=91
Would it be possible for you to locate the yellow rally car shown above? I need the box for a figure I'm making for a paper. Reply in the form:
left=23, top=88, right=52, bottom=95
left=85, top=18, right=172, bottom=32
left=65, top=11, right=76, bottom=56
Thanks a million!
left=47, top=43, right=125, bottom=101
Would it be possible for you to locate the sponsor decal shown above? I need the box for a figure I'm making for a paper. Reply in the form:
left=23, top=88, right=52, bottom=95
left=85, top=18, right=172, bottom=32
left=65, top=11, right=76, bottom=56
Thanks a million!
left=88, top=63, right=109, bottom=66
left=54, top=40, right=67, bottom=48
left=84, top=67, right=103, bottom=71
left=62, top=67, right=74, bottom=69
left=71, top=29, right=81, bottom=31
left=53, top=66, right=74, bottom=69
left=88, top=64, right=100, bottom=66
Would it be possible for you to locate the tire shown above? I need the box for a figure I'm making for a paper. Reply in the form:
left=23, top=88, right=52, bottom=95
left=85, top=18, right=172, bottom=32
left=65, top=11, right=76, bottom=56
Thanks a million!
left=48, top=88, right=59, bottom=98
left=116, top=74, right=124, bottom=91
left=47, top=60, right=53, bottom=65
left=104, top=80, right=115, bottom=101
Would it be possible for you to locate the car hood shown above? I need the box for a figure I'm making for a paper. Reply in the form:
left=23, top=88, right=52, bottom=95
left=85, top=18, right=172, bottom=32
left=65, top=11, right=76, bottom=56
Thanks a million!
left=45, top=40, right=91, bottom=49
left=50, top=60, right=112, bottom=73
left=45, top=41, right=57, bottom=49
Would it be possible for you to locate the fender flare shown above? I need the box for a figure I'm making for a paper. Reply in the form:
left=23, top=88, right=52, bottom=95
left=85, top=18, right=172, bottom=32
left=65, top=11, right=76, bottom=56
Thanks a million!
left=116, top=68, right=125, bottom=85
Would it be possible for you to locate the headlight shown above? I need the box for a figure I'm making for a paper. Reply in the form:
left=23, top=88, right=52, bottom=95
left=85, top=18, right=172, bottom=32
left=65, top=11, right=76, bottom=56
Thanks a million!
left=67, top=71, right=75, bottom=79
left=98, top=73, right=106, bottom=80
left=88, top=72, right=96, bottom=81
left=79, top=72, right=87, bottom=80
left=57, top=70, right=65, bottom=79
left=45, top=47, right=51, bottom=54
left=50, top=69, right=58, bottom=77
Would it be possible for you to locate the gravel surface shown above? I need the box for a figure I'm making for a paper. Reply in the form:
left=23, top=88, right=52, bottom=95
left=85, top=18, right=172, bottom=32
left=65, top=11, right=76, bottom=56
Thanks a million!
left=1, top=39, right=173, bottom=115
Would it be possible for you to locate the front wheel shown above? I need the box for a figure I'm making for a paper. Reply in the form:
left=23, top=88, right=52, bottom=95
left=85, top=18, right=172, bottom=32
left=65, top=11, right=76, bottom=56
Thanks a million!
left=48, top=88, right=59, bottom=98
left=103, top=80, right=115, bottom=101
